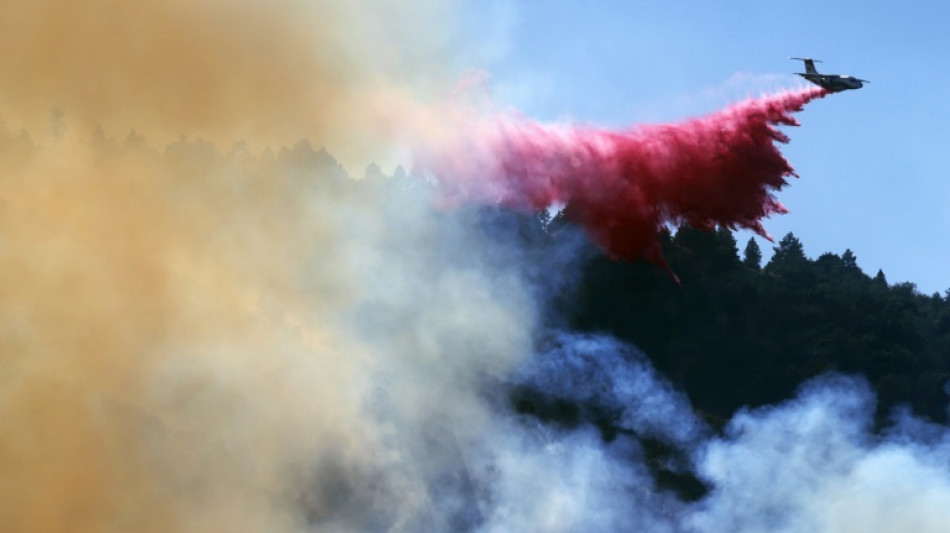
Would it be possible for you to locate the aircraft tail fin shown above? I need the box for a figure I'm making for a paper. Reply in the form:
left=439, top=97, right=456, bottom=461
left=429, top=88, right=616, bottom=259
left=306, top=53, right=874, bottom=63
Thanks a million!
left=789, top=57, right=821, bottom=75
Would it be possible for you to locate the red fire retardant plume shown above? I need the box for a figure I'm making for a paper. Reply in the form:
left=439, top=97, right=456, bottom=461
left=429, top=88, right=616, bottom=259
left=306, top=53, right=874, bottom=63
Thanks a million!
left=415, top=86, right=827, bottom=276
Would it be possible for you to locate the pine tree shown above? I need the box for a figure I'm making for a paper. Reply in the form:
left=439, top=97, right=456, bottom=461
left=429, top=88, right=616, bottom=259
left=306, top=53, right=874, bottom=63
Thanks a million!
left=743, top=238, right=762, bottom=270
left=842, top=249, right=859, bottom=269
left=768, top=232, right=806, bottom=268
left=874, top=269, right=887, bottom=287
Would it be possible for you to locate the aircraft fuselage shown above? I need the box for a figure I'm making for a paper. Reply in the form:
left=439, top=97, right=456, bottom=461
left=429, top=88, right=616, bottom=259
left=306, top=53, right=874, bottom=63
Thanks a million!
left=796, top=73, right=865, bottom=92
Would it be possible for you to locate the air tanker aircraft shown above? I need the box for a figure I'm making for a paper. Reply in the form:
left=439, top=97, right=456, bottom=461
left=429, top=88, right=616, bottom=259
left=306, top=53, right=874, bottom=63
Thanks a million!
left=790, top=58, right=868, bottom=92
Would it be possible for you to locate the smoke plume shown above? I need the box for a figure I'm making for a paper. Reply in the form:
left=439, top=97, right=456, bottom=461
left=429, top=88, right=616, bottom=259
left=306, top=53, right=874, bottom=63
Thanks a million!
left=6, top=1, right=950, bottom=532
left=0, top=1, right=502, bottom=531
left=413, top=86, right=826, bottom=271
left=0, top=0, right=459, bottom=169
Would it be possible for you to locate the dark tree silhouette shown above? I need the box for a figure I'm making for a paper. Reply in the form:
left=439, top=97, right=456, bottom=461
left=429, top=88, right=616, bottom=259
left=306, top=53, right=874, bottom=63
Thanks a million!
left=561, top=222, right=950, bottom=426
left=743, top=238, right=762, bottom=270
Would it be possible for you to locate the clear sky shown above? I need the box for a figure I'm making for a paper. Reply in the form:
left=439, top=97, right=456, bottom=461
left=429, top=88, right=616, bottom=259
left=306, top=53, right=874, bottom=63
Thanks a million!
left=463, top=0, right=950, bottom=294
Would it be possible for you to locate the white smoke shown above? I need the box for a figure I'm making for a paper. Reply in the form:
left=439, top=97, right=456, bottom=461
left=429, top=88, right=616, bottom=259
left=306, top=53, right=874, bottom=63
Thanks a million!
left=7, top=126, right=950, bottom=532
left=5, top=2, right=950, bottom=531
left=689, top=376, right=950, bottom=533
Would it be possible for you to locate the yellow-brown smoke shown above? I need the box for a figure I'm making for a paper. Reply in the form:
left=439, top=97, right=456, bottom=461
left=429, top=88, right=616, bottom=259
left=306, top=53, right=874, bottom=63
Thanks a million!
left=0, top=138, right=373, bottom=532
left=0, top=0, right=460, bottom=169
left=0, top=1, right=528, bottom=531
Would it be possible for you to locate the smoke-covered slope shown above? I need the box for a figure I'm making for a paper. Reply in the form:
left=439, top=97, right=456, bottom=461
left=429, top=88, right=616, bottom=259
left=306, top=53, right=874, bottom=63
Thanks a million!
left=3, top=2, right=949, bottom=530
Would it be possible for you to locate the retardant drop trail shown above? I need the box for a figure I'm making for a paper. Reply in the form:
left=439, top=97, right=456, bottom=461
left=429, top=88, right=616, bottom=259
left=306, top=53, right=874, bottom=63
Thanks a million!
left=415, top=86, right=827, bottom=273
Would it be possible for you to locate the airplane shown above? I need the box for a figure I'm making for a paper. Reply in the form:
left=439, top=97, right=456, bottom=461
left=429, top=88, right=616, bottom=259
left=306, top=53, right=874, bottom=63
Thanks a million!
left=790, top=58, right=868, bottom=92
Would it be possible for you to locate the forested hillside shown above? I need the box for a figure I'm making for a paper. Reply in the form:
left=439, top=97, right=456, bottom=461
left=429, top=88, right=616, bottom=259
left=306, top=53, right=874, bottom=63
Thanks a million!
left=8, top=124, right=950, bottom=517
left=10, top=122, right=945, bottom=428
left=557, top=220, right=950, bottom=426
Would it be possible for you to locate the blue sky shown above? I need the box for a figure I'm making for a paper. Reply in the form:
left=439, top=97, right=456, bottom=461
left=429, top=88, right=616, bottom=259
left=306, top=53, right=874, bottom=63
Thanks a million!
left=462, top=1, right=950, bottom=294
